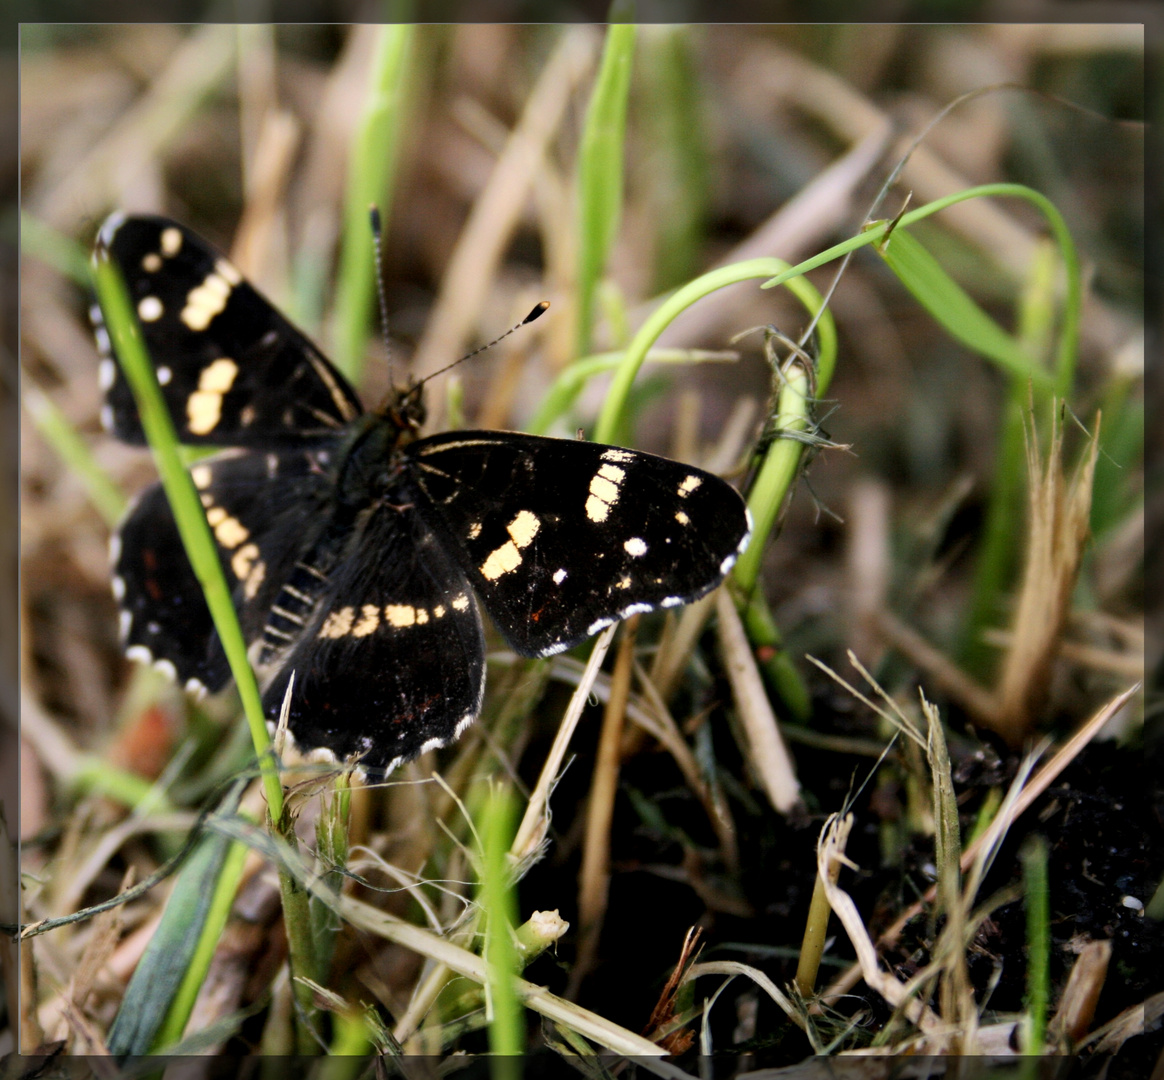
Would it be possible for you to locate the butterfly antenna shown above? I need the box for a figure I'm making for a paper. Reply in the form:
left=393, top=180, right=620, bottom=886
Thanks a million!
left=420, top=301, right=550, bottom=386
left=369, top=205, right=394, bottom=384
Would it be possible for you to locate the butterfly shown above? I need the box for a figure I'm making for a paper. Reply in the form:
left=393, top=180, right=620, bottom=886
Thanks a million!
left=92, top=213, right=752, bottom=774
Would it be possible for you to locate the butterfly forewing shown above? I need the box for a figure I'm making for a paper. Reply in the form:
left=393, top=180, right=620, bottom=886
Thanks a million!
left=407, top=432, right=751, bottom=657
left=94, top=214, right=362, bottom=446
left=260, top=505, right=486, bottom=771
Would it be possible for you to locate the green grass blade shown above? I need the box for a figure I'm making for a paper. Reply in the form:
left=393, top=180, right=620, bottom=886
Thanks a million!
left=22, top=381, right=127, bottom=528
left=575, top=23, right=635, bottom=359
left=877, top=228, right=1051, bottom=389
left=106, top=783, right=247, bottom=1056
left=331, top=24, right=414, bottom=382
left=21, top=211, right=91, bottom=285
left=91, top=251, right=283, bottom=821
left=639, top=27, right=709, bottom=292
left=1020, top=834, right=1050, bottom=1054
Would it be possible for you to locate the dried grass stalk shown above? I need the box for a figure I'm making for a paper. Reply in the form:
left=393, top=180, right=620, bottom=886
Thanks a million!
left=993, top=408, right=1100, bottom=742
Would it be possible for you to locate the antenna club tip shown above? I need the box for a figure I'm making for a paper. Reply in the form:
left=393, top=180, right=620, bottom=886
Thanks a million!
left=369, top=205, right=382, bottom=232
left=524, top=300, right=550, bottom=324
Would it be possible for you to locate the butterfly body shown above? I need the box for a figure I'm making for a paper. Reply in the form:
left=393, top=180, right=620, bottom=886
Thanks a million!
left=93, top=214, right=751, bottom=773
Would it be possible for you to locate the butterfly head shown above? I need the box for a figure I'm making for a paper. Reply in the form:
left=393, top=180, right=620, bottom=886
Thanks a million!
left=377, top=380, right=427, bottom=441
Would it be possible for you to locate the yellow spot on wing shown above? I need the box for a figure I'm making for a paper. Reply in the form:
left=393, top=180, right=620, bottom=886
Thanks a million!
left=320, top=607, right=355, bottom=638
left=481, top=540, right=522, bottom=580
left=452, top=595, right=470, bottom=612
left=181, top=273, right=233, bottom=331
left=585, top=495, right=609, bottom=523
left=187, top=358, right=239, bottom=435
left=231, top=543, right=259, bottom=580
left=353, top=604, right=381, bottom=636
left=507, top=510, right=540, bottom=549
left=214, top=516, right=249, bottom=548
left=199, top=358, right=239, bottom=393
left=244, top=559, right=266, bottom=599
left=384, top=604, right=417, bottom=628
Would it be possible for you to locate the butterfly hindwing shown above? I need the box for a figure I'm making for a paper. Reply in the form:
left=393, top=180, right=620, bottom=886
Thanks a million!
left=114, top=446, right=339, bottom=693
left=260, top=503, right=486, bottom=772
left=407, top=432, right=752, bottom=658
left=93, top=214, right=362, bottom=447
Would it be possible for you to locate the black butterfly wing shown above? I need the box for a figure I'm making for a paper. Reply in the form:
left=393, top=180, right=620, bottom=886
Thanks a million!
left=260, top=503, right=486, bottom=773
left=405, top=432, right=752, bottom=658
left=93, top=213, right=363, bottom=446
left=114, top=447, right=337, bottom=693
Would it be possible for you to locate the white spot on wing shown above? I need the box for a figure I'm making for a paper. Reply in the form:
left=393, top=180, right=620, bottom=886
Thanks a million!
left=587, top=617, right=614, bottom=636
left=137, top=296, right=163, bottom=322
left=678, top=474, right=702, bottom=497
left=98, top=359, right=115, bottom=390
left=553, top=568, right=567, bottom=585
left=156, top=365, right=172, bottom=385
left=112, top=575, right=125, bottom=601
left=160, top=227, right=183, bottom=256
left=624, top=537, right=647, bottom=557
left=126, top=644, right=151, bottom=664
left=660, top=596, right=685, bottom=608
left=154, top=658, right=178, bottom=682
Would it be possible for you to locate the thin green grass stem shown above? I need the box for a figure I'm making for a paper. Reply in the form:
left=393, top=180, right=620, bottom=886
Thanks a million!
left=91, top=252, right=284, bottom=822
left=22, top=382, right=128, bottom=528
left=332, top=24, right=413, bottom=382
left=574, top=23, right=635, bottom=359
left=480, top=787, right=523, bottom=1067
left=1020, top=834, right=1050, bottom=1054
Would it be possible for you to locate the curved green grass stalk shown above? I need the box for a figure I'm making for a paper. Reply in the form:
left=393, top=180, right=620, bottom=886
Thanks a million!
left=574, top=23, right=635, bottom=359
left=593, top=257, right=828, bottom=446
left=763, top=183, right=1081, bottom=397
left=332, top=24, right=414, bottom=382
left=90, top=253, right=283, bottom=822
left=527, top=347, right=735, bottom=436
